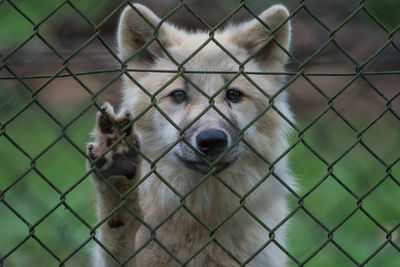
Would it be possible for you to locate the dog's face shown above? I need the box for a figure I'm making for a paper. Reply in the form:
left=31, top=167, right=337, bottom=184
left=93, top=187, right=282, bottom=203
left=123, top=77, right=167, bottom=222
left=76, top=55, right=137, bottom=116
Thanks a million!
left=118, top=4, right=292, bottom=175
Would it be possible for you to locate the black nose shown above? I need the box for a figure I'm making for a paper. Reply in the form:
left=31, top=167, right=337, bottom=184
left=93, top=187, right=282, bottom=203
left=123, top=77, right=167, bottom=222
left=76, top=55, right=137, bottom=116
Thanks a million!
left=196, top=129, right=228, bottom=156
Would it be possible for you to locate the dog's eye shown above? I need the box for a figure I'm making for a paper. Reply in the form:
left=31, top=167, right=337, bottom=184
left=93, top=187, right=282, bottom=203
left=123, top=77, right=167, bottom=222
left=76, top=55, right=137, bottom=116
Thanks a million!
left=170, top=90, right=187, bottom=103
left=226, top=89, right=242, bottom=103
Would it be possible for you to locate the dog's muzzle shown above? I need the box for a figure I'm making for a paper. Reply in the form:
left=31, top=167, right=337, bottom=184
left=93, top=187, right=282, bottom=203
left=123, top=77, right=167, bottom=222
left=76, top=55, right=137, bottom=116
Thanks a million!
left=176, top=129, right=238, bottom=174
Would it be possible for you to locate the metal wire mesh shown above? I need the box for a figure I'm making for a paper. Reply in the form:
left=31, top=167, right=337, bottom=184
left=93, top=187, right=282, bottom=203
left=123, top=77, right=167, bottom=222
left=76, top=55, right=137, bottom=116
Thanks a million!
left=0, top=0, right=399, bottom=266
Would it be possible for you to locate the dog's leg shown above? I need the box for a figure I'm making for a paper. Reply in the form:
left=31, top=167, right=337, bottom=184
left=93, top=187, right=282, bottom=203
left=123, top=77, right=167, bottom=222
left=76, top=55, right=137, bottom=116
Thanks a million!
left=87, top=103, right=141, bottom=267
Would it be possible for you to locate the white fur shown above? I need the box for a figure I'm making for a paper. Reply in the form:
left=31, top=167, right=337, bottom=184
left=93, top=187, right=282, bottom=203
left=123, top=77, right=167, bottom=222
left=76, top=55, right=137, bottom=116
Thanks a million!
left=91, top=3, right=295, bottom=266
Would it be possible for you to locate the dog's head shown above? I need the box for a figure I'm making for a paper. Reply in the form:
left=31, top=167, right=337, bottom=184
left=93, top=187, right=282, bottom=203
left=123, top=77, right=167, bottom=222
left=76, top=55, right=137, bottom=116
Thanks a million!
left=118, top=4, right=292, bottom=175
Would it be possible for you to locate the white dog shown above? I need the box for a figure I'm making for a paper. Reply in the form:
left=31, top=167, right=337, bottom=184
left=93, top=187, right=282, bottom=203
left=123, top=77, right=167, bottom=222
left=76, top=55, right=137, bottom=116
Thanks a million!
left=87, top=3, right=295, bottom=266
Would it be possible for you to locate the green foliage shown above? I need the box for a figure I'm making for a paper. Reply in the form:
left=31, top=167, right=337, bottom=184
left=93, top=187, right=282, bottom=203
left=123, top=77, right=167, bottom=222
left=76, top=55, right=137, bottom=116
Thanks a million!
left=0, top=0, right=109, bottom=46
left=0, top=90, right=97, bottom=266
left=288, top=113, right=400, bottom=266
left=365, top=0, right=400, bottom=30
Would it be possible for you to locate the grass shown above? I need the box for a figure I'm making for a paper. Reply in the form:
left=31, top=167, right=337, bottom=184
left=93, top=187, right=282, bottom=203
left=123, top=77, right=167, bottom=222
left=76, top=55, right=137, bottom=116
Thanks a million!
left=287, top=111, right=400, bottom=266
left=0, top=91, right=399, bottom=266
left=0, top=89, right=98, bottom=266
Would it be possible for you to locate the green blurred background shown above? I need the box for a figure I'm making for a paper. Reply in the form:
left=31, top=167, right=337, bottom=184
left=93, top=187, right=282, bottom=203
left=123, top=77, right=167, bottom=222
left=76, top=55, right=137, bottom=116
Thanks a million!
left=1, top=0, right=399, bottom=266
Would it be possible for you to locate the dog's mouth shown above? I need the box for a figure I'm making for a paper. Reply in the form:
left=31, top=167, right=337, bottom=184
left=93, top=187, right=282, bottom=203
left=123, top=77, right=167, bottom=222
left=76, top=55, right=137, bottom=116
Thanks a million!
left=175, top=154, right=234, bottom=174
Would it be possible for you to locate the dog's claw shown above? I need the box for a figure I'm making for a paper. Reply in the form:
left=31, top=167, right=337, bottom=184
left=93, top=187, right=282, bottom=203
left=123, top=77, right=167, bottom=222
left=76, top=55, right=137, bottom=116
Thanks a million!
left=88, top=104, right=139, bottom=182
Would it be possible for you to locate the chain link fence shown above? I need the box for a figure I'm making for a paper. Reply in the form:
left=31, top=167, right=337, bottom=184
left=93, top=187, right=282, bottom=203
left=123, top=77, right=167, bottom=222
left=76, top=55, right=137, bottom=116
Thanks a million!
left=1, top=0, right=399, bottom=266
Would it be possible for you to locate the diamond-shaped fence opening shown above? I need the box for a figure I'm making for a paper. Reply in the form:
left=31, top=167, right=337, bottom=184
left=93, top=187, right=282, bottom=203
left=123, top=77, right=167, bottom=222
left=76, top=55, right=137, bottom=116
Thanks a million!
left=0, top=0, right=399, bottom=266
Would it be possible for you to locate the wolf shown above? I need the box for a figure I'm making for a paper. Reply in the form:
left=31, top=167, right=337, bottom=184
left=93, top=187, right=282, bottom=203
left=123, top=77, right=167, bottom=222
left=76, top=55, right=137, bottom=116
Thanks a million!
left=87, top=3, right=295, bottom=266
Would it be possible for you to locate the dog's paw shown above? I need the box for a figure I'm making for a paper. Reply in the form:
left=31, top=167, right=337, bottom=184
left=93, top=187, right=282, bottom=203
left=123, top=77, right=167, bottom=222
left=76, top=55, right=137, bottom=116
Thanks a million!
left=87, top=103, right=140, bottom=187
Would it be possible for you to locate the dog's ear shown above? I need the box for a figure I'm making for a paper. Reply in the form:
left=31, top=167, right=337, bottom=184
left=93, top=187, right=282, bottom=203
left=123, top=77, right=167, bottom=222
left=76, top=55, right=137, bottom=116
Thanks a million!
left=117, top=4, right=176, bottom=66
left=230, top=5, right=291, bottom=70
